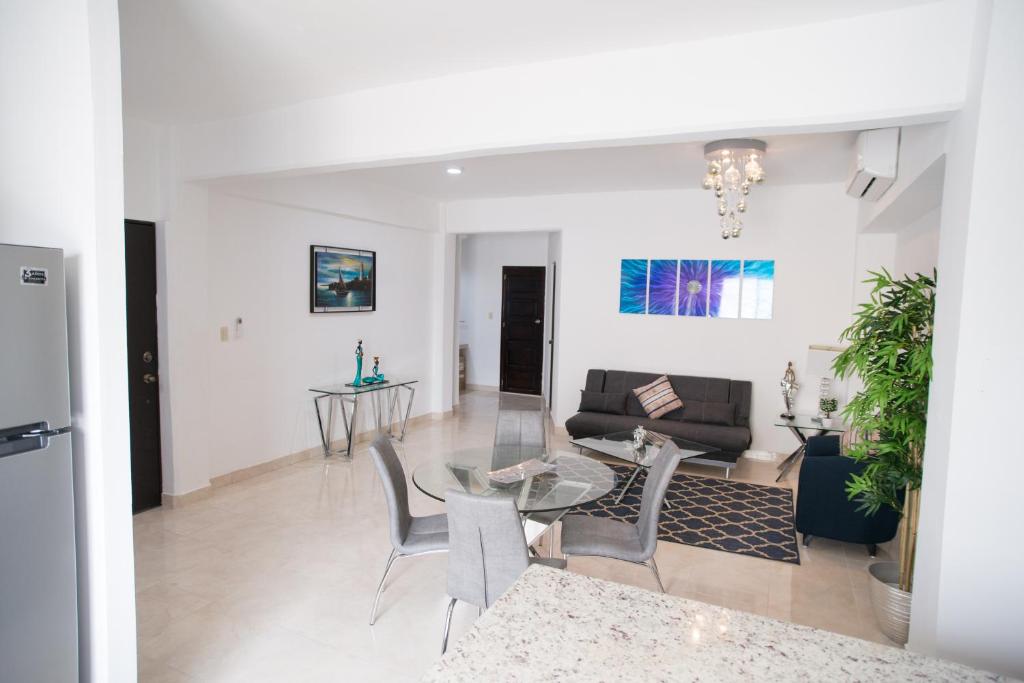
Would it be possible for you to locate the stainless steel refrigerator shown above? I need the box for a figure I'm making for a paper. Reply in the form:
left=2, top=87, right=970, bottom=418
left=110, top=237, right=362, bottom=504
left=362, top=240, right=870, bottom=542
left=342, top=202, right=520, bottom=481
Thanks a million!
left=0, top=243, right=79, bottom=681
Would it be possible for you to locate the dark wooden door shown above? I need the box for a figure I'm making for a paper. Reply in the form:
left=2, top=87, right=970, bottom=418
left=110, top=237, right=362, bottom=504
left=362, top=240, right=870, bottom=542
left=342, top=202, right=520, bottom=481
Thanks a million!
left=125, top=220, right=163, bottom=513
left=499, top=266, right=546, bottom=395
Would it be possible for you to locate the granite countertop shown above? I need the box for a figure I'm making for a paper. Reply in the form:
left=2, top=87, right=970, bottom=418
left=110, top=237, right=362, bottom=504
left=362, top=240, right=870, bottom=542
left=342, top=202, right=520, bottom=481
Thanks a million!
left=423, top=565, right=1005, bottom=682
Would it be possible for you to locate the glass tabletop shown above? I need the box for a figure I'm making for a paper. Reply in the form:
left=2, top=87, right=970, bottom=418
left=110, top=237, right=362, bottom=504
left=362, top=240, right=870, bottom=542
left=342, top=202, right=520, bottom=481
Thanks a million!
left=309, top=378, right=418, bottom=396
left=411, top=446, right=618, bottom=514
left=570, top=430, right=719, bottom=468
left=774, top=414, right=848, bottom=432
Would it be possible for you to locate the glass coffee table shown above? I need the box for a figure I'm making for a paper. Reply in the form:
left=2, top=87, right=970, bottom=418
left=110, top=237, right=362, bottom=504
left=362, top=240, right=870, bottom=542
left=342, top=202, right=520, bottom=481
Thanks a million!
left=570, top=431, right=721, bottom=504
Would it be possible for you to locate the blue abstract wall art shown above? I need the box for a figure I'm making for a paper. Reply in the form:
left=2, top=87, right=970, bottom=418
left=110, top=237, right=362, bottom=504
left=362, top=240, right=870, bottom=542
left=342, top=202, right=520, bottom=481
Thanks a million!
left=618, top=259, right=648, bottom=314
left=647, top=260, right=679, bottom=315
left=677, top=259, right=709, bottom=317
left=619, top=257, right=775, bottom=319
left=709, top=259, right=742, bottom=319
left=740, top=259, right=775, bottom=320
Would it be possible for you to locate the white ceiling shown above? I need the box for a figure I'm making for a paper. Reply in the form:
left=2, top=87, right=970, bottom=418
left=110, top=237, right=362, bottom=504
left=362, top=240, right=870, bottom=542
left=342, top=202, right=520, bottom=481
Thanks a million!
left=120, top=0, right=936, bottom=124
left=329, top=132, right=859, bottom=202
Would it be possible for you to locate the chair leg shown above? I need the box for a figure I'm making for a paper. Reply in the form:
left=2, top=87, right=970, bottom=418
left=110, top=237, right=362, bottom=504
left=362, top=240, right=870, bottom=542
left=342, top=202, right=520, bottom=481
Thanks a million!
left=802, top=533, right=812, bottom=548
left=369, top=549, right=399, bottom=626
left=867, top=543, right=878, bottom=558
left=646, top=557, right=666, bottom=593
left=441, top=598, right=458, bottom=654
left=547, top=526, right=555, bottom=558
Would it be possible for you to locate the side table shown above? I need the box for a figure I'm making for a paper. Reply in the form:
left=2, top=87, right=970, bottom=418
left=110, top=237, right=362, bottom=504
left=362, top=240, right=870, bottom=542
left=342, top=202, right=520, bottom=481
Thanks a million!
left=774, top=414, right=847, bottom=482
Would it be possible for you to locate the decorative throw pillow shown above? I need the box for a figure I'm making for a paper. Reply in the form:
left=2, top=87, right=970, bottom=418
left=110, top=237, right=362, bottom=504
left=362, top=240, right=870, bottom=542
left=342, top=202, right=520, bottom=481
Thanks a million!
left=632, top=375, right=683, bottom=419
left=578, top=390, right=628, bottom=415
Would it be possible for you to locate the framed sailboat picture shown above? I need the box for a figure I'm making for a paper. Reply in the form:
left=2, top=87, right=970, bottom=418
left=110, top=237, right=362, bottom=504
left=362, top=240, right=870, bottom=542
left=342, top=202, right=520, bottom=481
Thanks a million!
left=309, top=245, right=376, bottom=313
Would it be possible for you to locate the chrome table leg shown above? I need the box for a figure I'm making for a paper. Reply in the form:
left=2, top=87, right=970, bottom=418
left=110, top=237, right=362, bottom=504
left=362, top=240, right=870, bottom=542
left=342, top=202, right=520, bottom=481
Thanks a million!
left=313, top=394, right=330, bottom=457
left=615, top=465, right=644, bottom=504
left=399, top=385, right=416, bottom=442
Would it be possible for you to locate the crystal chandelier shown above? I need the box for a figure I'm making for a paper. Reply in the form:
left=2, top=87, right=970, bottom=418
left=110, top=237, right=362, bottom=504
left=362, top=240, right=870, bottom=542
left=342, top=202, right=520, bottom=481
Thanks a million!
left=701, top=139, right=767, bottom=239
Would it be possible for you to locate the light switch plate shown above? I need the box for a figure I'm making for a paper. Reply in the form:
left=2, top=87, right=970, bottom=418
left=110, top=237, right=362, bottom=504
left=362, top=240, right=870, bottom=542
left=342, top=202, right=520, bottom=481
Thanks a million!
left=220, top=326, right=229, bottom=342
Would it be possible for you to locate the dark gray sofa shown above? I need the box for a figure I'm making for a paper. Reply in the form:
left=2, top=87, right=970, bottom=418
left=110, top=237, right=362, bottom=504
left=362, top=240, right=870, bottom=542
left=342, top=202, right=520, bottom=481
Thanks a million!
left=565, top=369, right=752, bottom=454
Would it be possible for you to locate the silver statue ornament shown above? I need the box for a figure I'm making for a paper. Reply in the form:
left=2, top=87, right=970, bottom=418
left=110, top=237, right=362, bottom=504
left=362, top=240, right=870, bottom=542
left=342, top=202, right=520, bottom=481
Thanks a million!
left=780, top=361, right=799, bottom=419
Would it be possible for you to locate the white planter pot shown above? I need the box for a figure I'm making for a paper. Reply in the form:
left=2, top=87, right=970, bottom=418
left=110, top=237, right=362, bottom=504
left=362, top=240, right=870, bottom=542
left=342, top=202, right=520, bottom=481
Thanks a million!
left=868, top=561, right=912, bottom=645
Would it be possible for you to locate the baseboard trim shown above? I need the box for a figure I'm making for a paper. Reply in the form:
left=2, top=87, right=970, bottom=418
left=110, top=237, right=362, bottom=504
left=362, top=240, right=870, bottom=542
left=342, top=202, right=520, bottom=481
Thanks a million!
left=209, top=445, right=320, bottom=488
left=465, top=384, right=499, bottom=392
left=160, top=410, right=446, bottom=509
left=162, top=486, right=213, bottom=509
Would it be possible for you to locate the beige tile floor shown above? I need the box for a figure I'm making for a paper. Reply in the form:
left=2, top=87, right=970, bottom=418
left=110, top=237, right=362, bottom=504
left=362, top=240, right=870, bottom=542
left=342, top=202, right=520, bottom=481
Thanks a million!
left=135, top=390, right=895, bottom=682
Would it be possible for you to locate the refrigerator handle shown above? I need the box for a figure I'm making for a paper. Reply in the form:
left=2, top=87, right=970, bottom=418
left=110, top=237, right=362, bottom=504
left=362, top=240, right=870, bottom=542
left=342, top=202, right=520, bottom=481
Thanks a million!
left=0, top=423, right=71, bottom=459
left=10, top=426, right=72, bottom=440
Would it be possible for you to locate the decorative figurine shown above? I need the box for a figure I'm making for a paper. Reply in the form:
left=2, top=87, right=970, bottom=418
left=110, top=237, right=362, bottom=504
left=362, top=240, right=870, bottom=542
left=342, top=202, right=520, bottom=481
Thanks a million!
left=780, top=361, right=798, bottom=418
left=353, top=339, right=364, bottom=386
left=632, top=425, right=648, bottom=451
left=360, top=355, right=386, bottom=385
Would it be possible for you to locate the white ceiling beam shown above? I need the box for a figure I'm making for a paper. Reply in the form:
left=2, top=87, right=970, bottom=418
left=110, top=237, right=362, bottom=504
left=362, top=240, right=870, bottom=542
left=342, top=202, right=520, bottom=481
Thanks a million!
left=177, top=0, right=977, bottom=182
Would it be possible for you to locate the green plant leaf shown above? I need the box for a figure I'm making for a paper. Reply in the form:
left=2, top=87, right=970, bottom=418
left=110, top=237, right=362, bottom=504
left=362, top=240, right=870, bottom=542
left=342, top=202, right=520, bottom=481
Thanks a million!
left=835, top=270, right=934, bottom=520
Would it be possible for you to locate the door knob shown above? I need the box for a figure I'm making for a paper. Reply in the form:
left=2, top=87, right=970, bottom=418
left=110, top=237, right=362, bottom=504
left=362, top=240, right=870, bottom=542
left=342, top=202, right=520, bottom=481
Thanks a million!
left=143, top=373, right=158, bottom=384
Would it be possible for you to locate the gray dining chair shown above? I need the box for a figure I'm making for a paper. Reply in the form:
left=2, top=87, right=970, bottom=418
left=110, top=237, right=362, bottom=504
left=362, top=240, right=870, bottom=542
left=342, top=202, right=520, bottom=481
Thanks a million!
left=559, top=441, right=683, bottom=593
left=368, top=434, right=449, bottom=625
left=493, top=409, right=547, bottom=450
left=493, top=408, right=558, bottom=554
left=441, top=489, right=565, bottom=653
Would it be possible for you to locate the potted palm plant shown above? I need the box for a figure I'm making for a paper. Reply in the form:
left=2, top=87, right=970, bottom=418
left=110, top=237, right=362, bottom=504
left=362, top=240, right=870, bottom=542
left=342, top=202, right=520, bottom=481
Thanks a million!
left=832, top=269, right=935, bottom=645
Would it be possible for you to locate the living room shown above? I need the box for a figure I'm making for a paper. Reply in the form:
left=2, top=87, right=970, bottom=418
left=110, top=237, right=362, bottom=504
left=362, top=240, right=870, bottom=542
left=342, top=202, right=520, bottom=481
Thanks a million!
left=2, top=1, right=1022, bottom=681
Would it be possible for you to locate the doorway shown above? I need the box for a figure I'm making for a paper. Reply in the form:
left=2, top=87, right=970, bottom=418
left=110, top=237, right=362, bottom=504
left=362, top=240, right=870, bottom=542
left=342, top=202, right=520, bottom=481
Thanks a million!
left=124, top=219, right=163, bottom=513
left=499, top=266, right=546, bottom=395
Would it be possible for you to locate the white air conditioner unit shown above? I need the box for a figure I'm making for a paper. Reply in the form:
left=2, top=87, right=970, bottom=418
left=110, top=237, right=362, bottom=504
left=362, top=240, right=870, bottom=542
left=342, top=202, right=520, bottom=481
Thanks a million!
left=847, top=128, right=899, bottom=201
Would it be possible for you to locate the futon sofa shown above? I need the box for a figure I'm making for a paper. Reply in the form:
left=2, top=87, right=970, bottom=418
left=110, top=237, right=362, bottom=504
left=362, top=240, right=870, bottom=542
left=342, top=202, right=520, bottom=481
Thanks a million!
left=565, top=369, right=753, bottom=454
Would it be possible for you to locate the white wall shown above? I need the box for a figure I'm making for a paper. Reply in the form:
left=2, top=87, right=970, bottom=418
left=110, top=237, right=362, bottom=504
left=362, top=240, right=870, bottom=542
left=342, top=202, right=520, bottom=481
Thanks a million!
left=123, top=117, right=171, bottom=222
left=458, top=232, right=549, bottom=388
left=175, top=1, right=975, bottom=181
left=910, top=0, right=1024, bottom=676
left=894, top=207, right=941, bottom=277
left=202, top=193, right=437, bottom=478
left=1, top=0, right=136, bottom=680
left=128, top=165, right=443, bottom=495
left=448, top=184, right=871, bottom=454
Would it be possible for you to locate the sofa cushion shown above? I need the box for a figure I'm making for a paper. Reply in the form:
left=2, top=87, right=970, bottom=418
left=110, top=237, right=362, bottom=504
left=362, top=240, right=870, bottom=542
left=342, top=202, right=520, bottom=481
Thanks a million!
left=578, top=390, right=627, bottom=415
left=682, top=401, right=737, bottom=426
left=603, top=370, right=661, bottom=417
left=583, top=370, right=751, bottom=427
left=584, top=369, right=606, bottom=393
left=632, top=376, right=683, bottom=419
left=564, top=412, right=752, bottom=453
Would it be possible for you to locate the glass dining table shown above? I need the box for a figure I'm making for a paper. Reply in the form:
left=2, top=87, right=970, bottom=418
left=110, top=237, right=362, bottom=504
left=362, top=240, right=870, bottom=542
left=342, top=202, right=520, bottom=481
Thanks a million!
left=412, top=445, right=618, bottom=517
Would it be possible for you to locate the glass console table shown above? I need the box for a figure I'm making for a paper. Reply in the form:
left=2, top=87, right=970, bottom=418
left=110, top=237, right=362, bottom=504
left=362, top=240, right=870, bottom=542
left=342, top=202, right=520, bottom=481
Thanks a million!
left=774, top=414, right=847, bottom=482
left=309, top=378, right=418, bottom=459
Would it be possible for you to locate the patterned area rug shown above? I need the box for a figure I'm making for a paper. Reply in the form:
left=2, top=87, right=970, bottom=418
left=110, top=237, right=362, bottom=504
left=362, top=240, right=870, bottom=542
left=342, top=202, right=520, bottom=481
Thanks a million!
left=574, top=464, right=801, bottom=564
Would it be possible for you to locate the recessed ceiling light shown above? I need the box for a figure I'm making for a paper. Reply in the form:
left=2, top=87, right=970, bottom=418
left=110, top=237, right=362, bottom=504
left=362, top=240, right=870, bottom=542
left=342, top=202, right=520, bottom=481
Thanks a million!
left=446, top=166, right=463, bottom=175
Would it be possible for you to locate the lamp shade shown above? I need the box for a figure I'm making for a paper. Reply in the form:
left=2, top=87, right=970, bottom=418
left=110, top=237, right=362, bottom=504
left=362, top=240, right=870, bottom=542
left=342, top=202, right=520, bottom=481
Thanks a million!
left=806, top=345, right=843, bottom=378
